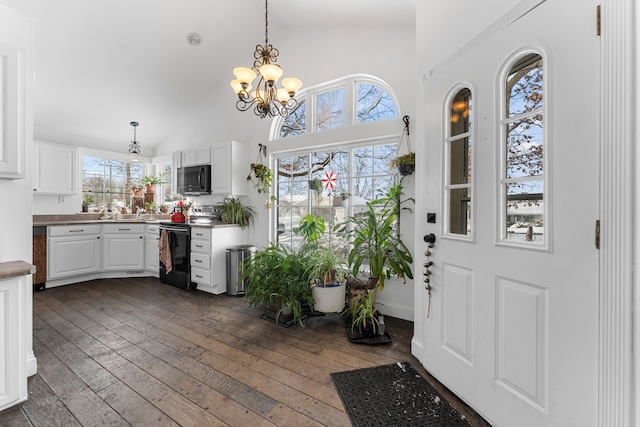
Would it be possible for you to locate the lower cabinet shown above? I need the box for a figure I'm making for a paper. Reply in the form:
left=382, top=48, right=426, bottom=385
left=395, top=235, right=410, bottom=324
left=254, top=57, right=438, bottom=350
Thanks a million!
left=48, top=225, right=101, bottom=280
left=190, top=226, right=247, bottom=294
left=102, top=224, right=145, bottom=271
left=0, top=271, right=28, bottom=411
left=145, top=224, right=159, bottom=275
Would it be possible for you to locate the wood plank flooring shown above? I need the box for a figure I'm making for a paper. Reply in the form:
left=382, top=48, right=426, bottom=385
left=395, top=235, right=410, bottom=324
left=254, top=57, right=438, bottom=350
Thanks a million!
left=1, top=277, right=490, bottom=426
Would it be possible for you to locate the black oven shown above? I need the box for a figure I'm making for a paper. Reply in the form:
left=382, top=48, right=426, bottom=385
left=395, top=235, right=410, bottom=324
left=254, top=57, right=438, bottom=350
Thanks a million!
left=159, top=222, right=194, bottom=289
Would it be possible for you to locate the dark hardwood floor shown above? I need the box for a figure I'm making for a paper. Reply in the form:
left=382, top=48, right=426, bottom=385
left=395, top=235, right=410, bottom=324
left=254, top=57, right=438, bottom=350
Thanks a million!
left=1, top=277, right=490, bottom=426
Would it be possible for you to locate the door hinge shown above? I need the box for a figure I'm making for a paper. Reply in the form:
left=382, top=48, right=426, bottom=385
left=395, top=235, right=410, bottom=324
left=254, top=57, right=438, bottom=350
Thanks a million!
left=596, top=5, right=601, bottom=36
left=595, top=220, right=600, bottom=249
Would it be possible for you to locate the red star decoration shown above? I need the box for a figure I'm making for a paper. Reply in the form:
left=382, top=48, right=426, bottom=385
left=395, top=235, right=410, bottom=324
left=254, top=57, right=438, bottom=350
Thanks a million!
left=322, top=171, right=337, bottom=191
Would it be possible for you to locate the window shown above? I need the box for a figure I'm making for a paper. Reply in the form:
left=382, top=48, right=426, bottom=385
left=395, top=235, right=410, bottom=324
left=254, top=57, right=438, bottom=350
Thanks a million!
left=279, top=100, right=306, bottom=138
left=275, top=142, right=397, bottom=252
left=500, top=52, right=545, bottom=245
left=316, top=87, right=345, bottom=131
left=82, top=155, right=143, bottom=212
left=444, top=86, right=473, bottom=237
left=357, top=82, right=398, bottom=123
left=273, top=74, right=399, bottom=139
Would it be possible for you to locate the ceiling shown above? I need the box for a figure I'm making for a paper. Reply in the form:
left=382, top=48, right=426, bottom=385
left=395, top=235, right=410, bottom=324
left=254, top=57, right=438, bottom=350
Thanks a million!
left=0, top=0, right=416, bottom=154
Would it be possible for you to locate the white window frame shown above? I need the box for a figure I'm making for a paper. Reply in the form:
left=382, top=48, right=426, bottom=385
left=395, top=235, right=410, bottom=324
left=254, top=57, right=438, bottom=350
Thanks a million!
left=442, top=83, right=476, bottom=243
left=496, top=47, right=550, bottom=252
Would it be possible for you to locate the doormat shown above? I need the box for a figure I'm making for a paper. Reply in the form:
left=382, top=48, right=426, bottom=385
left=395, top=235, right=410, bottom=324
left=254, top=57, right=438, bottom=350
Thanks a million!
left=331, top=362, right=472, bottom=427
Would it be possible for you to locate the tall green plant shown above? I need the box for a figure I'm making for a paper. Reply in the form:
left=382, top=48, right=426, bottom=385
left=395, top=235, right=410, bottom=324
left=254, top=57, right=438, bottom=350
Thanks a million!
left=336, top=179, right=414, bottom=292
left=219, top=196, right=255, bottom=227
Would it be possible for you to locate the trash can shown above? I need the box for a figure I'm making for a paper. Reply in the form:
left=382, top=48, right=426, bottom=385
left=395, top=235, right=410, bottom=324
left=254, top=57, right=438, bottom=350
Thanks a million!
left=226, top=244, right=256, bottom=296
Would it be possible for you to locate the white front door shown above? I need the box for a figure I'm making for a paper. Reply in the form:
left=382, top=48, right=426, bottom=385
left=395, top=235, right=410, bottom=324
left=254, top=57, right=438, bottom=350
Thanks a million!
left=416, top=1, right=600, bottom=426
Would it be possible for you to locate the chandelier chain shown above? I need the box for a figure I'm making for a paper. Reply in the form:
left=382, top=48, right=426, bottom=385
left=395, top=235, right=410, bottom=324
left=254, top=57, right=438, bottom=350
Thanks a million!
left=264, top=0, right=269, bottom=45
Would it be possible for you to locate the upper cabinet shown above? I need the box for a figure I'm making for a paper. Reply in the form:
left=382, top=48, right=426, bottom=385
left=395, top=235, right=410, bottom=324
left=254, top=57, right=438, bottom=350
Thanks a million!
left=33, top=141, right=78, bottom=195
left=182, top=146, right=211, bottom=167
left=0, top=44, right=28, bottom=179
left=211, top=140, right=249, bottom=195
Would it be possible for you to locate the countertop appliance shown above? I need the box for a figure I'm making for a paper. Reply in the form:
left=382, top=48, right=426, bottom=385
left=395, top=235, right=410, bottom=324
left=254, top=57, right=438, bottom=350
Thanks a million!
left=177, top=165, right=211, bottom=195
left=190, top=204, right=222, bottom=224
left=159, top=222, right=193, bottom=289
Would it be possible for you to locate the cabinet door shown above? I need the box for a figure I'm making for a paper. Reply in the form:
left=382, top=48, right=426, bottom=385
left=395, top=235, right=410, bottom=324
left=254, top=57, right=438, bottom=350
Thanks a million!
left=33, top=142, right=77, bottom=194
left=103, top=234, right=145, bottom=271
left=145, top=235, right=159, bottom=272
left=195, top=147, right=211, bottom=165
left=0, top=276, right=24, bottom=410
left=211, top=142, right=231, bottom=194
left=172, top=151, right=181, bottom=193
left=48, top=235, right=101, bottom=279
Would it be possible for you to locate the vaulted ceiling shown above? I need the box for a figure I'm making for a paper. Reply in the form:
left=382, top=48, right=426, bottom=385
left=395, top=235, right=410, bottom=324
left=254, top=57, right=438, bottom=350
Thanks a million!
left=0, top=0, right=416, bottom=152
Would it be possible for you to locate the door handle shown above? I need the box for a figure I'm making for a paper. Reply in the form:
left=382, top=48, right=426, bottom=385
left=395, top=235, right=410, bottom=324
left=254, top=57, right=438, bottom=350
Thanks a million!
left=423, top=233, right=436, bottom=244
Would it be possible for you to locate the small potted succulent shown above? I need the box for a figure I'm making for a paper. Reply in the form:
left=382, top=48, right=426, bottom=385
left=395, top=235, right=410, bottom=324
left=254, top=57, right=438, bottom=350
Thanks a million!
left=129, top=182, right=144, bottom=197
left=81, top=192, right=94, bottom=212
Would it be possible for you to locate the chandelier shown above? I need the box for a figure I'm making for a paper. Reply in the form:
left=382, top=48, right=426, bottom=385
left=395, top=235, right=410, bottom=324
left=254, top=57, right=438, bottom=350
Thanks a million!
left=230, top=0, right=303, bottom=119
left=127, top=121, right=143, bottom=163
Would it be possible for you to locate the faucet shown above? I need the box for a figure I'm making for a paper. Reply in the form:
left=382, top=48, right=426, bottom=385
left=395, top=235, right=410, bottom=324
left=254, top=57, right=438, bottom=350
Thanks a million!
left=136, top=207, right=145, bottom=220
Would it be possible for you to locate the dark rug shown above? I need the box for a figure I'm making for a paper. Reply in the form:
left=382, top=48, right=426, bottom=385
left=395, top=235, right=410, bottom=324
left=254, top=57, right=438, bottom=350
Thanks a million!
left=331, top=362, right=472, bottom=427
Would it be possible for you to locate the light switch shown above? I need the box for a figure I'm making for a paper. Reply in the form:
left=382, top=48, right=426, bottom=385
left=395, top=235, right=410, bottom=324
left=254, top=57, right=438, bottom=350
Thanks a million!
left=427, top=213, right=436, bottom=223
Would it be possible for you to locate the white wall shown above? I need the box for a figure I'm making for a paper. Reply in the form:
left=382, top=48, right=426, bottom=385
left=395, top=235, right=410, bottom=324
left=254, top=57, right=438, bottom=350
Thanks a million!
left=0, top=5, right=33, bottom=264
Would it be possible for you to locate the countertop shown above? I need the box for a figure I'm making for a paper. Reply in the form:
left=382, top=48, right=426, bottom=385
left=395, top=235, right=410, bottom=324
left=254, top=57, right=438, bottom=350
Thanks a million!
left=0, top=260, right=36, bottom=280
left=32, top=214, right=239, bottom=228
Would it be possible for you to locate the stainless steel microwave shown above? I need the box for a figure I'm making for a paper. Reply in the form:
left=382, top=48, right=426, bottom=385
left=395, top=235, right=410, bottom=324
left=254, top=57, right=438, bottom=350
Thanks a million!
left=177, top=165, right=211, bottom=195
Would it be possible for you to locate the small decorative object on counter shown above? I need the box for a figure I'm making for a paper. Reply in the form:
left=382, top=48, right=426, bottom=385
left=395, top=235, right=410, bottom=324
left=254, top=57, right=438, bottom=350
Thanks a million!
left=171, top=210, right=185, bottom=223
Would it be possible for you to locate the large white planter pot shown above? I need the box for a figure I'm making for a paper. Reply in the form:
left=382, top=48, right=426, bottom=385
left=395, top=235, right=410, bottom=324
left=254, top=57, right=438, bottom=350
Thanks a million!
left=312, top=283, right=346, bottom=313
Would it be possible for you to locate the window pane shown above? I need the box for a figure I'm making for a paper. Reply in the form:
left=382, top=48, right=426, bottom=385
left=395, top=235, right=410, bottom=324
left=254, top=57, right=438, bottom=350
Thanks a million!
left=280, top=100, right=306, bottom=138
left=506, top=53, right=543, bottom=118
left=506, top=114, right=543, bottom=178
left=449, top=137, right=472, bottom=185
left=450, top=88, right=472, bottom=137
left=357, top=83, right=398, bottom=123
left=448, top=188, right=471, bottom=235
left=506, top=181, right=544, bottom=244
left=82, top=156, right=142, bottom=212
left=316, top=88, right=345, bottom=131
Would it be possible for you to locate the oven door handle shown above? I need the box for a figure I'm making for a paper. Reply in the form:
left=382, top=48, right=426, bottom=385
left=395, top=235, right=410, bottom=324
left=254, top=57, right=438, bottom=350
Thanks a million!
left=161, top=226, right=190, bottom=233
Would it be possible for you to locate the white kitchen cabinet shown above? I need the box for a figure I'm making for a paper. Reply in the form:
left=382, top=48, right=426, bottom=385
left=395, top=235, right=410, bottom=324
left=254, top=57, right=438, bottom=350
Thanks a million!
left=102, top=224, right=145, bottom=271
left=145, top=224, right=160, bottom=275
left=171, top=151, right=181, bottom=193
left=182, top=146, right=211, bottom=167
left=211, top=140, right=249, bottom=195
left=48, top=225, right=101, bottom=280
left=33, top=141, right=77, bottom=195
left=189, top=226, right=248, bottom=294
left=0, top=262, right=33, bottom=411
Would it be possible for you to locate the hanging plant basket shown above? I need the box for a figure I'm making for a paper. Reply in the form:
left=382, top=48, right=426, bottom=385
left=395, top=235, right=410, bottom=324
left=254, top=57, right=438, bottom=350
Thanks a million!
left=389, top=115, right=415, bottom=176
left=247, top=144, right=277, bottom=208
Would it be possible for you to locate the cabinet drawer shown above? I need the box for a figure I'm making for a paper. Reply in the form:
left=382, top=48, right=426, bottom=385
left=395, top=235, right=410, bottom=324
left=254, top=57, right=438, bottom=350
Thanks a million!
left=103, top=224, right=146, bottom=234
left=190, top=228, right=211, bottom=241
left=146, top=225, right=159, bottom=234
left=191, top=266, right=211, bottom=285
left=48, top=224, right=101, bottom=237
left=191, top=253, right=210, bottom=269
left=191, top=239, right=211, bottom=253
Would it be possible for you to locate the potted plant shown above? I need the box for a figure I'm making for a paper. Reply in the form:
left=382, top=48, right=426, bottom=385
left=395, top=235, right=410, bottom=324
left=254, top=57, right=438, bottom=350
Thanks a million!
left=140, top=175, right=164, bottom=193
left=247, top=163, right=276, bottom=208
left=336, top=179, right=414, bottom=309
left=81, top=192, right=94, bottom=212
left=130, top=182, right=144, bottom=197
left=343, top=289, right=379, bottom=337
left=293, top=214, right=347, bottom=313
left=159, top=203, right=169, bottom=213
left=389, top=152, right=415, bottom=176
left=219, top=195, right=255, bottom=227
left=241, top=243, right=313, bottom=326
left=333, top=191, right=351, bottom=207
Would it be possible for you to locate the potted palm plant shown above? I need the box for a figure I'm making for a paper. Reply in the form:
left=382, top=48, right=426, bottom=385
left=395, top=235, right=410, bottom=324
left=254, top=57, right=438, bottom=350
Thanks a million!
left=335, top=178, right=414, bottom=328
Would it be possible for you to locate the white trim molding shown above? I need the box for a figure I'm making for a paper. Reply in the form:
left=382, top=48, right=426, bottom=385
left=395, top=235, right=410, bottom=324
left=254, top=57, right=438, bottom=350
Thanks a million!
left=599, top=1, right=635, bottom=426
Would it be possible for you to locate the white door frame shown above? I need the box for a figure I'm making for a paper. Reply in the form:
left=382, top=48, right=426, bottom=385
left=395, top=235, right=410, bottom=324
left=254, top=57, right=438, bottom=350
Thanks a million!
left=601, top=1, right=635, bottom=426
